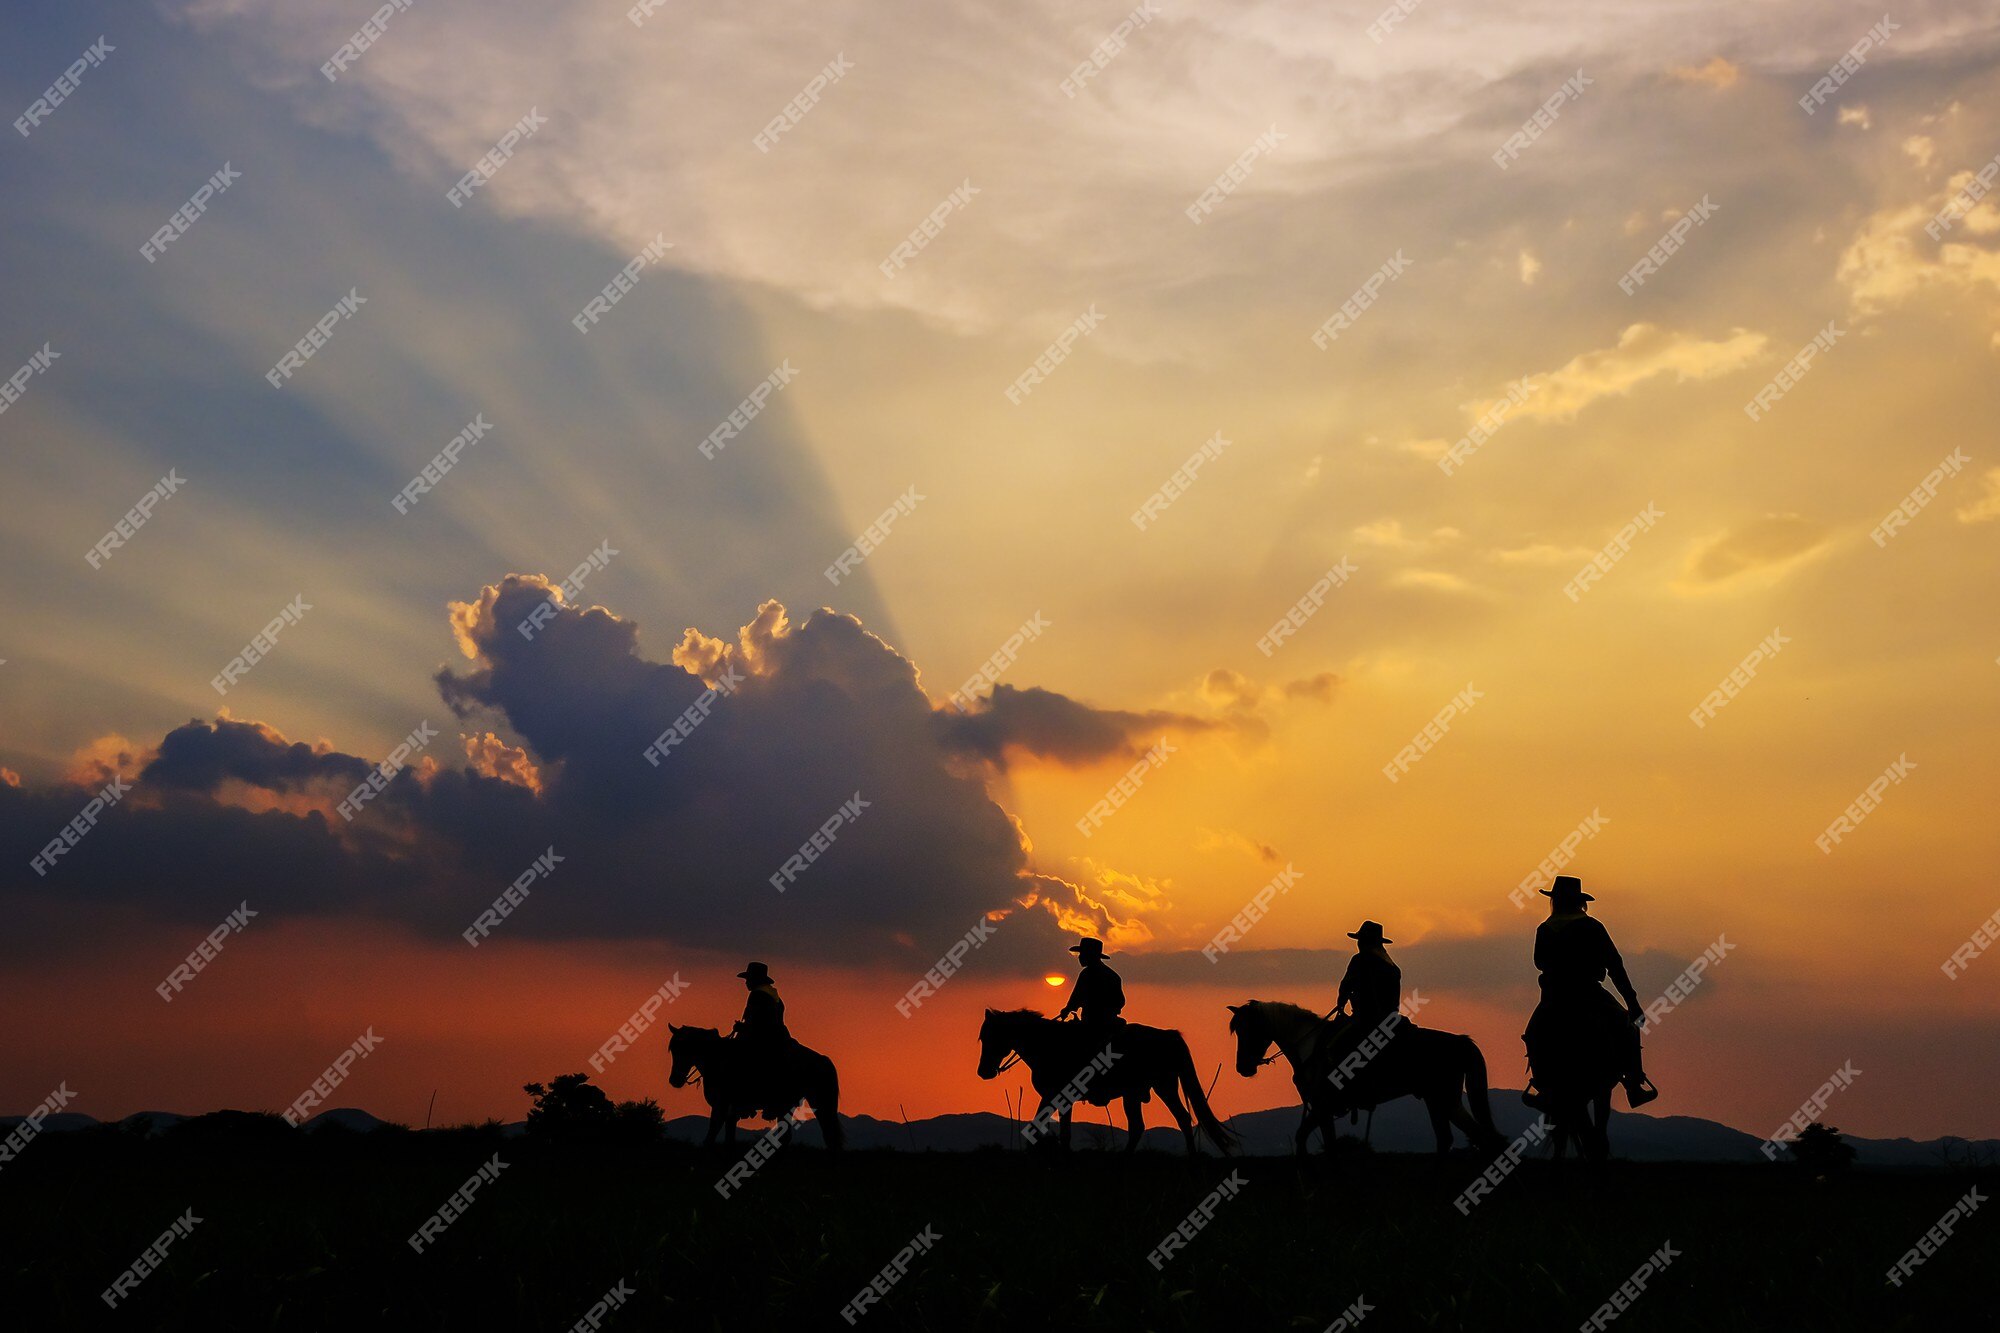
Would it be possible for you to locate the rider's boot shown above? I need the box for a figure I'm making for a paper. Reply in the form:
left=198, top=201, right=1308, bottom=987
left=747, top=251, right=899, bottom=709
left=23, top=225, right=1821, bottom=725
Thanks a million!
left=1622, top=1073, right=1659, bottom=1107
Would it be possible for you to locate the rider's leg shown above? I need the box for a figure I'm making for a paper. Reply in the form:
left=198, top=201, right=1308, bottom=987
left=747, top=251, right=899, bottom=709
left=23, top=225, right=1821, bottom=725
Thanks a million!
left=1521, top=1007, right=1550, bottom=1108
left=1620, top=1023, right=1659, bottom=1106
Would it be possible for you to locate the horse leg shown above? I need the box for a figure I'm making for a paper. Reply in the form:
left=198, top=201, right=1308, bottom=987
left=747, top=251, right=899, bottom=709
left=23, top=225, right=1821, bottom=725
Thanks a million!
left=1447, top=1098, right=1487, bottom=1150
left=1027, top=1094, right=1060, bottom=1148
left=1059, top=1107, right=1073, bottom=1151
left=1122, top=1093, right=1147, bottom=1152
left=1426, top=1097, right=1453, bottom=1155
left=1295, top=1108, right=1314, bottom=1158
left=704, top=1107, right=721, bottom=1148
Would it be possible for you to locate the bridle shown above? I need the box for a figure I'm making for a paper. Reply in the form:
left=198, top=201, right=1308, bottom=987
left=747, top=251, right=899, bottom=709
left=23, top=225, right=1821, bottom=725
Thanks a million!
left=1237, top=1006, right=1283, bottom=1068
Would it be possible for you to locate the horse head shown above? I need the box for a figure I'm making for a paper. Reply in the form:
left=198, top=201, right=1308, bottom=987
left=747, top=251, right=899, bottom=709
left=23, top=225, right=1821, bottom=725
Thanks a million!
left=1226, top=1003, right=1275, bottom=1078
left=977, top=1008, right=1036, bottom=1080
left=666, top=1024, right=720, bottom=1088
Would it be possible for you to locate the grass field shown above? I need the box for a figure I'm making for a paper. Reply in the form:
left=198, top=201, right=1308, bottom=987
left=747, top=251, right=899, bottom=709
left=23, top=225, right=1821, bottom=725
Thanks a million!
left=3, top=1120, right=1991, bottom=1330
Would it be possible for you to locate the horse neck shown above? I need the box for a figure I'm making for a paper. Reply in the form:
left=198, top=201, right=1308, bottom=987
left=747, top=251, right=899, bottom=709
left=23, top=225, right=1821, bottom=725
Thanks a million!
left=1004, top=1016, right=1060, bottom=1062
left=685, top=1032, right=726, bottom=1070
left=1261, top=1004, right=1322, bottom=1061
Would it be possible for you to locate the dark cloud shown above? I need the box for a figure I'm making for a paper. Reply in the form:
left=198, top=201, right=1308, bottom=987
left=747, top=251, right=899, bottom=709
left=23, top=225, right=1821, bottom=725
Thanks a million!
left=3, top=580, right=1229, bottom=971
left=141, top=717, right=368, bottom=793
left=933, top=683, right=1221, bottom=767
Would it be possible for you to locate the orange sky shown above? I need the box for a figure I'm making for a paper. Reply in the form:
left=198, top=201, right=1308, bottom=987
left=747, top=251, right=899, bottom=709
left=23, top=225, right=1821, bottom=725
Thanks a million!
left=4, top=1, right=1999, bottom=1146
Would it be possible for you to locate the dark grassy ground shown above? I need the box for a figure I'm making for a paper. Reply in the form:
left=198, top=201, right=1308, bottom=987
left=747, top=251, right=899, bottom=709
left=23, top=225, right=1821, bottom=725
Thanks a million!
left=2, top=1121, right=1991, bottom=1330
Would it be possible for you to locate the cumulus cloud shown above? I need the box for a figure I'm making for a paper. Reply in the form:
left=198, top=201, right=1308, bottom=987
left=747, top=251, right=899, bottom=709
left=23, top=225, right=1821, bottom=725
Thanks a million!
left=2, top=576, right=1253, bottom=970
left=1838, top=175, right=2000, bottom=345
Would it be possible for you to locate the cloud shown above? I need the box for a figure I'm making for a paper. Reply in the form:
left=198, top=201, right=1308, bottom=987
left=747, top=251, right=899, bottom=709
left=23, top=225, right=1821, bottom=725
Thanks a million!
left=1956, top=468, right=2000, bottom=524
left=1665, top=57, right=1740, bottom=90
left=1682, top=514, right=1828, bottom=585
left=933, top=683, right=1222, bottom=768
left=1199, top=668, right=1340, bottom=713
left=1487, top=541, right=1595, bottom=566
left=1838, top=176, right=2000, bottom=344
left=141, top=716, right=365, bottom=795
left=1518, top=249, right=1542, bottom=285
left=1389, top=569, right=1485, bottom=596
left=7, top=576, right=1247, bottom=969
left=1839, top=105, right=1873, bottom=130
left=1194, top=827, right=1281, bottom=865
left=163, top=0, right=1978, bottom=350
left=1479, top=324, right=1769, bottom=426
left=1353, top=519, right=1459, bottom=551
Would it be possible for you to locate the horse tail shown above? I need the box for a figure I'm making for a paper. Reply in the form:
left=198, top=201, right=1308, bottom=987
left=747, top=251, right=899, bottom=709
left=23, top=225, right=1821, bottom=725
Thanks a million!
left=1461, top=1035, right=1500, bottom=1149
left=1177, top=1039, right=1238, bottom=1154
left=809, top=1054, right=844, bottom=1151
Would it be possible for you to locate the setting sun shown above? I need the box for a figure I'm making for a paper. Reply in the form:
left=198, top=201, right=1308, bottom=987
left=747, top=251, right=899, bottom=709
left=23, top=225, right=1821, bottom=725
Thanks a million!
left=1043, top=975, right=1066, bottom=988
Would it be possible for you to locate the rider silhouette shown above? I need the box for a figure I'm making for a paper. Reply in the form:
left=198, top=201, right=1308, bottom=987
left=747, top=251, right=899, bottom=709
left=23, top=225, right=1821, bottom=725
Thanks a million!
left=1523, top=877, right=1659, bottom=1108
left=734, top=962, right=793, bottom=1117
left=1336, top=920, right=1402, bottom=1030
left=1057, top=937, right=1125, bottom=1032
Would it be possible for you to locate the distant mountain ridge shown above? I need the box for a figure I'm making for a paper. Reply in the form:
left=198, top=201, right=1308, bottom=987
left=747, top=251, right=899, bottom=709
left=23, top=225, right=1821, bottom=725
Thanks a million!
left=6, top=1095, right=1994, bottom=1168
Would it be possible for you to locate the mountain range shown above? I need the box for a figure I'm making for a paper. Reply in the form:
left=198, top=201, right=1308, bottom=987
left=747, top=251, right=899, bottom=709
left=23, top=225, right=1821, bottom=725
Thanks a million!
left=8, top=1093, right=1993, bottom=1168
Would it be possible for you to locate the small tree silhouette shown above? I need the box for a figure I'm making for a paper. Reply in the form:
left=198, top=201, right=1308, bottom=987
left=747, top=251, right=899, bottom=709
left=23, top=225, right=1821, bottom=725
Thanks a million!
left=523, top=1073, right=664, bottom=1145
left=1787, top=1121, right=1857, bottom=1175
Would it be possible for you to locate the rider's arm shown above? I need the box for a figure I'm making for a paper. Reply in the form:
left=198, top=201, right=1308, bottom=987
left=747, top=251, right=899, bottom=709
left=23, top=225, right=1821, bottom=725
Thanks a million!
left=1057, top=974, right=1083, bottom=1017
left=1601, top=926, right=1641, bottom=1012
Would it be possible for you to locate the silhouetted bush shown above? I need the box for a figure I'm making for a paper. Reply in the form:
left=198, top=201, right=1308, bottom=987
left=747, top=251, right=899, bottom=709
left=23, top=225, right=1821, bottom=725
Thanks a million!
left=522, top=1073, right=664, bottom=1145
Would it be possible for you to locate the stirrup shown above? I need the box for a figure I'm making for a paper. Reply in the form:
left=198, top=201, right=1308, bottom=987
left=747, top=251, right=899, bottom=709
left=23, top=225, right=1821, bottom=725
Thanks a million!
left=1521, top=1086, right=1550, bottom=1111
left=1624, top=1077, right=1659, bottom=1108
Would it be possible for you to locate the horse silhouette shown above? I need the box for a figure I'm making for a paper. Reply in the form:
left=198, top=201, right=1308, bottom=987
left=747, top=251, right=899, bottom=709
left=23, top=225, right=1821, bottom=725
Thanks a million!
left=666, top=1024, right=844, bottom=1150
left=1227, top=1000, right=1502, bottom=1157
left=977, top=1009, right=1235, bottom=1155
left=1526, top=1010, right=1623, bottom=1162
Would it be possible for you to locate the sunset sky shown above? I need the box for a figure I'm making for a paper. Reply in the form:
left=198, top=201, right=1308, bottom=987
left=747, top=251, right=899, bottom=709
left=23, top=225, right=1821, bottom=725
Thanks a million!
left=4, top=0, right=1998, bottom=1143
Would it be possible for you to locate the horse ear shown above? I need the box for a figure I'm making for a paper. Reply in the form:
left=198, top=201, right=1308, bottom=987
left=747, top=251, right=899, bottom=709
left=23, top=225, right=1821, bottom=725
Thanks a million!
left=1225, top=1004, right=1242, bottom=1014
left=667, top=1023, right=679, bottom=1033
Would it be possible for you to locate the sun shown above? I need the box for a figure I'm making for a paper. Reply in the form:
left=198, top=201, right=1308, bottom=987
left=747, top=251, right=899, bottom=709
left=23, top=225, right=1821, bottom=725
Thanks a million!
left=1042, top=974, right=1066, bottom=987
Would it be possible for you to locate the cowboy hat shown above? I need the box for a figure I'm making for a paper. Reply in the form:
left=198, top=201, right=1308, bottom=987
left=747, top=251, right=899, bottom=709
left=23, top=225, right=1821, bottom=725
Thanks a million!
left=737, top=961, right=774, bottom=981
left=1539, top=875, right=1594, bottom=903
left=1347, top=920, right=1393, bottom=944
left=1067, top=937, right=1106, bottom=957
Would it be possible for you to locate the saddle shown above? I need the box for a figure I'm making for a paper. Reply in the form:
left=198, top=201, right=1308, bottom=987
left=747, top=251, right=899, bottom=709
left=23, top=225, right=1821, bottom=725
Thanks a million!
left=728, top=1033, right=802, bottom=1117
